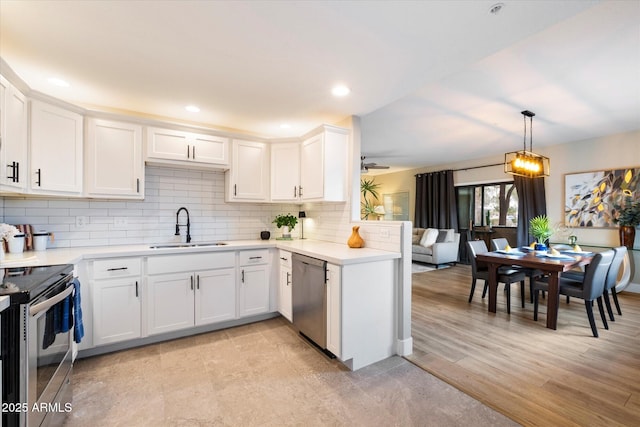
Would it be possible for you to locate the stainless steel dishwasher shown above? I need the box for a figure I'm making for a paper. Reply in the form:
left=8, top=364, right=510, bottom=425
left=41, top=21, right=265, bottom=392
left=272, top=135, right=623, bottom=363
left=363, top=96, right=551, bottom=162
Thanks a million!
left=292, top=253, right=327, bottom=349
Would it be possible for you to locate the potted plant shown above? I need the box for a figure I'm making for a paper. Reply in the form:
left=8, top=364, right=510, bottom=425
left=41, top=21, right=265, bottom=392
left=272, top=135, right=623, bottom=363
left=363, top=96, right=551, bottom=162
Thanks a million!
left=360, top=178, right=380, bottom=220
left=615, top=196, right=640, bottom=249
left=273, top=213, right=298, bottom=239
left=529, top=215, right=552, bottom=251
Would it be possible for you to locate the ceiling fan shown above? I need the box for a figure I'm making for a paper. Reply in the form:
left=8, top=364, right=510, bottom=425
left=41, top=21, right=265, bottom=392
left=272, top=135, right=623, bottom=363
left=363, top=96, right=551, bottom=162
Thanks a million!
left=360, top=156, right=390, bottom=173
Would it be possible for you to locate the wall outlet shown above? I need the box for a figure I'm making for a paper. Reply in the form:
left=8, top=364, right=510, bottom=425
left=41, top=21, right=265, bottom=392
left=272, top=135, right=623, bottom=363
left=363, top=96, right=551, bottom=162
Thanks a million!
left=75, top=216, right=88, bottom=228
left=114, top=217, right=128, bottom=227
left=380, top=228, right=390, bottom=239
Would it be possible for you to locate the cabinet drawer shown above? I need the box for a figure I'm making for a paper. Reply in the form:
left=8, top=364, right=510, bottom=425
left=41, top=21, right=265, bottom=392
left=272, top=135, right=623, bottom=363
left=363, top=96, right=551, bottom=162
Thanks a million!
left=93, top=258, right=141, bottom=279
left=147, top=251, right=235, bottom=275
left=239, top=249, right=269, bottom=266
left=279, top=250, right=292, bottom=269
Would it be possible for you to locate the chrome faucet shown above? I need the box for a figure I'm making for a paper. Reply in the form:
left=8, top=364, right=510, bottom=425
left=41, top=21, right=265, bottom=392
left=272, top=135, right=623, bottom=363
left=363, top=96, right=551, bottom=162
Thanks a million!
left=175, top=207, right=191, bottom=243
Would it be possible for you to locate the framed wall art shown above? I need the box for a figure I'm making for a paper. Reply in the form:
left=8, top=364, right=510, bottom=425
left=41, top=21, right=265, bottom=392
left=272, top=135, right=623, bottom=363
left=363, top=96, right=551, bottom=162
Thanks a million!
left=565, top=167, right=639, bottom=228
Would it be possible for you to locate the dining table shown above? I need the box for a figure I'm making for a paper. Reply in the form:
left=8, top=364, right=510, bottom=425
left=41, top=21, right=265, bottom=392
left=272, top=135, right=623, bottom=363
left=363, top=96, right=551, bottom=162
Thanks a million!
left=475, top=248, right=594, bottom=329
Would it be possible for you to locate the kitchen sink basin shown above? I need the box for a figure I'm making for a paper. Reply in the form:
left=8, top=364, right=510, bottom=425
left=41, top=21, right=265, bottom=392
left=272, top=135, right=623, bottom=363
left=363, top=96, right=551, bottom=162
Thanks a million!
left=149, top=242, right=227, bottom=249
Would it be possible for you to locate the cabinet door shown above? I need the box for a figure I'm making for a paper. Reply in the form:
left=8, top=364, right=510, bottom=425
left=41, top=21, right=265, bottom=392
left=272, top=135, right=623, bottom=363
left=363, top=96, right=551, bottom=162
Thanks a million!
left=147, top=272, right=194, bottom=335
left=86, top=118, right=143, bottom=198
left=279, top=267, right=293, bottom=322
left=300, top=134, right=324, bottom=200
left=0, top=76, right=28, bottom=192
left=195, top=268, right=236, bottom=326
left=30, top=100, right=83, bottom=195
left=239, top=265, right=270, bottom=317
left=270, top=142, right=300, bottom=201
left=326, top=263, right=341, bottom=357
left=191, top=133, right=228, bottom=165
left=146, top=127, right=190, bottom=161
left=93, top=278, right=141, bottom=346
left=228, top=139, right=269, bottom=201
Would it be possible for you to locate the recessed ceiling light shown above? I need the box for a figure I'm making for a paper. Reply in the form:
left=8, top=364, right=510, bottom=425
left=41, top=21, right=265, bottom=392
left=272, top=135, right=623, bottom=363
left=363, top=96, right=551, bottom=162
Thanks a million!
left=331, top=85, right=351, bottom=97
left=185, top=105, right=200, bottom=113
left=280, top=123, right=291, bottom=129
left=48, top=77, right=70, bottom=87
left=489, top=3, right=505, bottom=15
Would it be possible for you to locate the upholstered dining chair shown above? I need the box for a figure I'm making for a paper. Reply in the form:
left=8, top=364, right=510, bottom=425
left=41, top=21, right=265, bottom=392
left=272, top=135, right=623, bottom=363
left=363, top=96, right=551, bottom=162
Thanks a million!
left=467, top=240, right=527, bottom=314
left=561, top=246, right=626, bottom=321
left=491, top=238, right=544, bottom=303
left=533, top=249, right=614, bottom=337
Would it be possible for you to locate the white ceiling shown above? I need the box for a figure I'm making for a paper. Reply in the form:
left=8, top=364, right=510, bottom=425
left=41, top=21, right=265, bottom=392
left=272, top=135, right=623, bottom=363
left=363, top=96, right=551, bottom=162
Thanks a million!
left=1, top=1, right=638, bottom=174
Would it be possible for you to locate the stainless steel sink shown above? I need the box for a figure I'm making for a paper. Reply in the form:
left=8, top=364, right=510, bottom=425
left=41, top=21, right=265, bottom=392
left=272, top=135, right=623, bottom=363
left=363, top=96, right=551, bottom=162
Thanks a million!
left=149, top=242, right=227, bottom=249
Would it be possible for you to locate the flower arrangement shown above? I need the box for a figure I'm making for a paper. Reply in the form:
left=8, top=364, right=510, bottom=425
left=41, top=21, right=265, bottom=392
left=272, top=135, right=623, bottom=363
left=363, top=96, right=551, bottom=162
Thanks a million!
left=0, top=223, right=20, bottom=241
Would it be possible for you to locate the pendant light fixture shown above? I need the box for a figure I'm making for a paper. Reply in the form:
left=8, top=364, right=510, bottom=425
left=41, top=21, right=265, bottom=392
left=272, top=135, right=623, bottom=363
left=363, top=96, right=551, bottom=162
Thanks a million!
left=504, top=110, right=550, bottom=178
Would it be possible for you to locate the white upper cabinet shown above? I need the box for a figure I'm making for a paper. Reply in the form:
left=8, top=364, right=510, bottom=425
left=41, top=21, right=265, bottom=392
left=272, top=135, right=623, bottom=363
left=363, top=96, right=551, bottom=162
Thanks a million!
left=0, top=75, right=28, bottom=193
left=300, top=125, right=349, bottom=202
left=226, top=139, right=269, bottom=202
left=29, top=100, right=83, bottom=195
left=146, top=126, right=228, bottom=168
left=85, top=118, right=144, bottom=199
left=270, top=142, right=301, bottom=202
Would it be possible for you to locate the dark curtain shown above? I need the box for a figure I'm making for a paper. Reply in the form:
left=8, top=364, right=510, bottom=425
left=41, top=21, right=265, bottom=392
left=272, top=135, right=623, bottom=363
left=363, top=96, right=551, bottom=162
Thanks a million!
left=415, top=170, right=458, bottom=230
left=514, top=176, right=547, bottom=247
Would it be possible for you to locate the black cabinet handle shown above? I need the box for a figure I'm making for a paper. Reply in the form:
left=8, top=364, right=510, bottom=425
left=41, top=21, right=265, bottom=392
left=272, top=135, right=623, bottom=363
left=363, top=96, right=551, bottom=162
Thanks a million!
left=286, top=272, right=291, bottom=286
left=241, top=270, right=245, bottom=283
left=192, top=146, right=196, bottom=159
left=187, top=145, right=190, bottom=159
left=136, top=178, right=140, bottom=193
left=234, top=184, right=237, bottom=196
left=36, top=168, right=41, bottom=187
left=249, top=256, right=262, bottom=260
left=197, top=275, right=200, bottom=290
left=294, top=186, right=297, bottom=198
left=299, top=186, right=303, bottom=197
left=15, top=162, right=19, bottom=183
left=7, top=162, right=17, bottom=182
left=280, top=257, right=288, bottom=261
left=190, top=275, right=194, bottom=290
left=135, top=280, right=139, bottom=297
left=107, top=267, right=128, bottom=271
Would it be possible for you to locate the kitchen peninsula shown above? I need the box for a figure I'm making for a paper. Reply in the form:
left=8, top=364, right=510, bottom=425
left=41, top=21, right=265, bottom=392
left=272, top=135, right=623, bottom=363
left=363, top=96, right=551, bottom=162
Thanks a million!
left=2, top=237, right=401, bottom=371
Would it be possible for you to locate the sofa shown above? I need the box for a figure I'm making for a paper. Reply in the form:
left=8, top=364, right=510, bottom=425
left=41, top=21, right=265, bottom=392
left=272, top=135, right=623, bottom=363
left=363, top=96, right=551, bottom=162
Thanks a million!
left=412, top=228, right=460, bottom=266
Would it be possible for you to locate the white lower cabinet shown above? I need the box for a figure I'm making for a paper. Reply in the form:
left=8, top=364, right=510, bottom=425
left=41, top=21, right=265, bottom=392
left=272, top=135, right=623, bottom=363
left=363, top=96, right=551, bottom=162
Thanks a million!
left=147, top=252, right=237, bottom=336
left=238, top=250, right=270, bottom=317
left=278, top=250, right=293, bottom=322
left=195, top=268, right=236, bottom=325
left=326, top=263, right=341, bottom=357
left=91, top=258, right=142, bottom=346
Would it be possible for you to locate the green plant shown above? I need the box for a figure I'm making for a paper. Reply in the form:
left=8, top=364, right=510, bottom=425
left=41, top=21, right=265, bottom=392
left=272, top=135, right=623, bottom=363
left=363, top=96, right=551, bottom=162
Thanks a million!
left=615, top=197, right=640, bottom=227
left=529, top=215, right=552, bottom=242
left=273, top=213, right=298, bottom=230
left=360, top=178, right=380, bottom=220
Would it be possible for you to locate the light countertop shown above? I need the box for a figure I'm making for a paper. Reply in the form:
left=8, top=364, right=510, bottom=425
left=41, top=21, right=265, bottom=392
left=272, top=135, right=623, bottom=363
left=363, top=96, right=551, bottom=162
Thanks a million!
left=0, top=239, right=400, bottom=268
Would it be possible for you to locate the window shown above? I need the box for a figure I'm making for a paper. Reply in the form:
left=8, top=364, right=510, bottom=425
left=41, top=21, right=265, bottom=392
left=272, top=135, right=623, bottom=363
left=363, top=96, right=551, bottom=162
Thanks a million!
left=456, top=182, right=518, bottom=228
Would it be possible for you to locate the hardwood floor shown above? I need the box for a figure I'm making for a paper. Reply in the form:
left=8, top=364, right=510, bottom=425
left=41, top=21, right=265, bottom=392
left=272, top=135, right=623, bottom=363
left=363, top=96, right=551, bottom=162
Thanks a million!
left=407, top=264, right=640, bottom=427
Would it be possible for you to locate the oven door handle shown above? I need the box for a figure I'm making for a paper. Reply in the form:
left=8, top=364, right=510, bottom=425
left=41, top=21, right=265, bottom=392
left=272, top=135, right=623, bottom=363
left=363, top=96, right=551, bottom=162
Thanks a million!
left=29, top=285, right=74, bottom=316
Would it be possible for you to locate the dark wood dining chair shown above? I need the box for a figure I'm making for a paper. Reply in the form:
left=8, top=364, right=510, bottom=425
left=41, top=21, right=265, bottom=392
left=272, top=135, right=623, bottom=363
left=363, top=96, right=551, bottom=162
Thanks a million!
left=532, top=250, right=614, bottom=337
left=467, top=240, right=527, bottom=314
left=491, top=237, right=544, bottom=303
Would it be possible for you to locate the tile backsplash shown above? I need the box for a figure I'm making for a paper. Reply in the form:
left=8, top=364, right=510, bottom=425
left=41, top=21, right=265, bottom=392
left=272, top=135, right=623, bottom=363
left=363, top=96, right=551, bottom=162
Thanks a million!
left=1, top=166, right=301, bottom=248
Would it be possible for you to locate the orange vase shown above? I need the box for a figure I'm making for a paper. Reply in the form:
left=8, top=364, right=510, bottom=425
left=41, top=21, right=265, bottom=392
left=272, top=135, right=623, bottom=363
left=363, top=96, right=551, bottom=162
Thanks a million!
left=347, top=226, right=364, bottom=248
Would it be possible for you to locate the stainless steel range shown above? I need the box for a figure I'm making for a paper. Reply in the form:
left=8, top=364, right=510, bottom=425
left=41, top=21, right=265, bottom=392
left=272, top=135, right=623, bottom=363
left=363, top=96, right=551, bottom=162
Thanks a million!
left=0, top=264, right=75, bottom=427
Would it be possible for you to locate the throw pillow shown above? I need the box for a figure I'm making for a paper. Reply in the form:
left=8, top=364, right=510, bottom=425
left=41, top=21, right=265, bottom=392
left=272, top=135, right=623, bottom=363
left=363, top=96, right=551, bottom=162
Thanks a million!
left=436, top=229, right=455, bottom=243
left=419, top=228, right=439, bottom=247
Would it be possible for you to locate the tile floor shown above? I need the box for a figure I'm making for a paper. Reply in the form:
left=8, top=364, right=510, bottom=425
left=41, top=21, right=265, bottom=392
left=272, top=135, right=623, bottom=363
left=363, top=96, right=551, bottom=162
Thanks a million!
left=64, top=317, right=517, bottom=426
